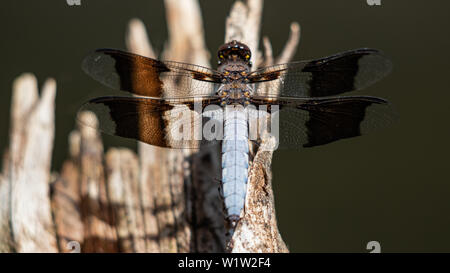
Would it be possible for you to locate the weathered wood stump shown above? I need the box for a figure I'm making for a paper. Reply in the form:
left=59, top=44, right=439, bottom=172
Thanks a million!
left=0, top=0, right=300, bottom=253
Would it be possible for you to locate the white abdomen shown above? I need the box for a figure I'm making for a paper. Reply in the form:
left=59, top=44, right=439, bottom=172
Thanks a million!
left=221, top=107, right=249, bottom=220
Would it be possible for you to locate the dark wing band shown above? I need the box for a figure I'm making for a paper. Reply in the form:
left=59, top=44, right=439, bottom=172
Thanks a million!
left=82, top=49, right=223, bottom=98
left=250, top=95, right=396, bottom=148
left=248, top=48, right=392, bottom=98
left=78, top=96, right=222, bottom=149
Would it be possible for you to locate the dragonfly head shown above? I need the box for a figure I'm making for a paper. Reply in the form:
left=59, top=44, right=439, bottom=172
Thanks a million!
left=217, top=40, right=252, bottom=67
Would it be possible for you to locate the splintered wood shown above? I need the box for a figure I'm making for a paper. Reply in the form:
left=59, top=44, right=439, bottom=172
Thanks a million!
left=0, top=0, right=300, bottom=253
left=0, top=74, right=57, bottom=252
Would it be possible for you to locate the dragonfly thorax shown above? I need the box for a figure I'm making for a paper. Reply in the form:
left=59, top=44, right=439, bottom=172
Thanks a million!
left=218, top=59, right=251, bottom=84
left=218, top=84, right=251, bottom=106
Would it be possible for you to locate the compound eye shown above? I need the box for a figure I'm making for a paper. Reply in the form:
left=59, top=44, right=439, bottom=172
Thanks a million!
left=219, top=54, right=224, bottom=59
left=245, top=54, right=250, bottom=60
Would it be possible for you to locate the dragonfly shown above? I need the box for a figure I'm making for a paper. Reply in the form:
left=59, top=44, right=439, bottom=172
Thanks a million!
left=80, top=40, right=393, bottom=228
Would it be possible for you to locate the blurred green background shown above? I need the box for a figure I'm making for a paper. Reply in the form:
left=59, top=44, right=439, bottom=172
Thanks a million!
left=0, top=0, right=449, bottom=252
